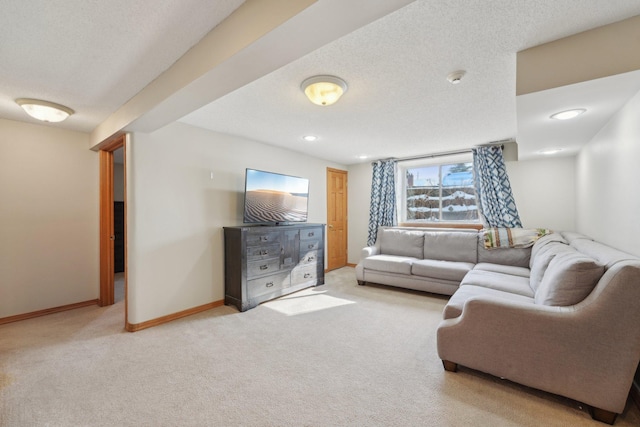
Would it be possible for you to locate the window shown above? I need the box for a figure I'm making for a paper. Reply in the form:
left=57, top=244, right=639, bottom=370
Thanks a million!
left=401, top=161, right=479, bottom=224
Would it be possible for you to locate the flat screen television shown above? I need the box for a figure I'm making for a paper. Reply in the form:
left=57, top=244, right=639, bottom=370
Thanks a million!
left=243, top=168, right=309, bottom=224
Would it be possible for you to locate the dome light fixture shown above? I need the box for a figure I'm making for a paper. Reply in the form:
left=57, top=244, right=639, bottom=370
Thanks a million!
left=550, top=108, right=586, bottom=120
left=302, top=135, right=318, bottom=142
left=16, top=98, right=74, bottom=122
left=301, top=75, right=348, bottom=106
left=446, top=70, right=466, bottom=85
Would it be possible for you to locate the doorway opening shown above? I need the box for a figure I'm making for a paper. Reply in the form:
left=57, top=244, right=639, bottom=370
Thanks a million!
left=99, top=134, right=127, bottom=325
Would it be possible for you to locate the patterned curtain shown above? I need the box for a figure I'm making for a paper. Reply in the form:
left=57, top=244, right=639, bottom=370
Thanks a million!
left=472, top=146, right=522, bottom=228
left=367, top=160, right=397, bottom=246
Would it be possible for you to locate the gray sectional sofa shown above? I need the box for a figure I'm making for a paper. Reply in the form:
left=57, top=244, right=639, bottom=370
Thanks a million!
left=355, top=227, right=640, bottom=424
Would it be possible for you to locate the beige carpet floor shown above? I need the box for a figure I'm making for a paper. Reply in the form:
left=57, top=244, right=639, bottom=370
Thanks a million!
left=1, top=267, right=639, bottom=426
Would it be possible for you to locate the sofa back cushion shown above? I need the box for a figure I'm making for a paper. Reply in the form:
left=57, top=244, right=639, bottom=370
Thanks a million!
left=529, top=242, right=574, bottom=292
left=378, top=228, right=424, bottom=259
left=570, top=238, right=637, bottom=269
left=477, top=236, right=531, bottom=268
left=534, top=251, right=605, bottom=306
left=530, top=233, right=568, bottom=267
left=423, top=232, right=477, bottom=263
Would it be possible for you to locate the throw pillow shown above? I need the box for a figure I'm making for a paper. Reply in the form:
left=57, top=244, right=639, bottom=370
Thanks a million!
left=534, top=252, right=605, bottom=306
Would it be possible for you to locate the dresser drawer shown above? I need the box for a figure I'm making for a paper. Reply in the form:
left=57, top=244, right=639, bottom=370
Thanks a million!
left=300, top=227, right=322, bottom=241
left=291, top=264, right=322, bottom=285
left=246, top=243, right=281, bottom=261
left=247, top=257, right=280, bottom=278
left=299, top=250, right=322, bottom=265
left=247, top=272, right=290, bottom=299
left=300, top=239, right=322, bottom=251
left=246, top=231, right=281, bottom=246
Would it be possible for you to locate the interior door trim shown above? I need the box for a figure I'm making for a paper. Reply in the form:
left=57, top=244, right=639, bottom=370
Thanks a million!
left=98, top=134, right=127, bottom=326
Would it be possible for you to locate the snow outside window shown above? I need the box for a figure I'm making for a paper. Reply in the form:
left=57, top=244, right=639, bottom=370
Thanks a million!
left=402, top=162, right=479, bottom=224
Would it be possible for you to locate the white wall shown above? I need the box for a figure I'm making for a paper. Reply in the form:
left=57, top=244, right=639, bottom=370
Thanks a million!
left=347, top=162, right=373, bottom=264
left=0, top=119, right=99, bottom=318
left=507, top=156, right=575, bottom=231
left=347, top=155, right=577, bottom=264
left=576, top=88, right=640, bottom=256
left=127, top=122, right=345, bottom=324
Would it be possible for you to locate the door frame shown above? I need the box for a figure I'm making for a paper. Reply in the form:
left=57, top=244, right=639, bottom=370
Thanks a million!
left=98, top=134, right=127, bottom=323
left=326, top=167, right=348, bottom=271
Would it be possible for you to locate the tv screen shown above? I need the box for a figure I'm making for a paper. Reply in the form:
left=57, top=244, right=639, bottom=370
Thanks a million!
left=243, top=169, right=309, bottom=224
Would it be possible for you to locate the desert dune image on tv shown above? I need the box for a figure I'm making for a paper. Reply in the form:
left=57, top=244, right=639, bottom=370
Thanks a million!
left=244, top=169, right=309, bottom=223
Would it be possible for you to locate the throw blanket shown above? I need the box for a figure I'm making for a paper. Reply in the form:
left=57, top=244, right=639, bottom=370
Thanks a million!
left=483, top=228, right=552, bottom=249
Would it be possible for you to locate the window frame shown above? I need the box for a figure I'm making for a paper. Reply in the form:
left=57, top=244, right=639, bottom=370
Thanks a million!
left=397, top=155, right=481, bottom=229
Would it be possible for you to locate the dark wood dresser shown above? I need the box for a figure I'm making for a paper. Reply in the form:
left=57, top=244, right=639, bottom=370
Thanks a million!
left=223, top=223, right=325, bottom=312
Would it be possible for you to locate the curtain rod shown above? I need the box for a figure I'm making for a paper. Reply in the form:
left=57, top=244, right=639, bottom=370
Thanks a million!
left=371, top=139, right=514, bottom=165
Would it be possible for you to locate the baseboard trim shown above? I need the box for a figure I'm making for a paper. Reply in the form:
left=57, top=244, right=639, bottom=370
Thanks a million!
left=346, top=263, right=357, bottom=268
left=0, top=299, right=99, bottom=325
left=125, top=300, right=224, bottom=332
left=631, top=379, right=640, bottom=411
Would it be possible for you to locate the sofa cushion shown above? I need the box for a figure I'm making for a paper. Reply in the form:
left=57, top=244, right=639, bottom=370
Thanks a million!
left=378, top=229, right=424, bottom=259
left=461, top=269, right=534, bottom=297
left=411, top=259, right=474, bottom=282
left=423, top=231, right=477, bottom=263
left=570, top=238, right=637, bottom=269
left=443, top=284, right=534, bottom=319
left=534, top=252, right=605, bottom=306
left=529, top=250, right=557, bottom=292
left=528, top=242, right=575, bottom=292
left=477, top=236, right=531, bottom=268
left=473, top=262, right=530, bottom=278
left=529, top=233, right=568, bottom=266
left=362, top=255, right=416, bottom=275
left=560, top=231, right=593, bottom=244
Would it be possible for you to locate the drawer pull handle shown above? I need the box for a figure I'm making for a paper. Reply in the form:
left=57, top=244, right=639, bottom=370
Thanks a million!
left=260, top=236, right=268, bottom=242
left=260, top=265, right=268, bottom=270
left=308, top=232, right=314, bottom=237
left=260, top=250, right=268, bottom=255
left=308, top=244, right=314, bottom=249
left=304, top=273, right=311, bottom=278
left=266, top=282, right=274, bottom=287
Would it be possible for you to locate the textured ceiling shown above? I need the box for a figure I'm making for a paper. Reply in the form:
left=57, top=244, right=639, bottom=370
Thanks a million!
left=2, top=0, right=640, bottom=165
left=180, top=0, right=640, bottom=163
left=0, top=0, right=245, bottom=132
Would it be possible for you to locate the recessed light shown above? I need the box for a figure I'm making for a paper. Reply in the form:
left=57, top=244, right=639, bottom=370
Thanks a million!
left=550, top=109, right=586, bottom=120
left=537, top=148, right=563, bottom=155
left=357, top=155, right=368, bottom=160
left=302, top=135, right=318, bottom=142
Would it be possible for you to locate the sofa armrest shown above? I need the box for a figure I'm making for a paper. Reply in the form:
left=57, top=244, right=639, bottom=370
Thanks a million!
left=361, top=246, right=379, bottom=260
left=437, top=265, right=640, bottom=414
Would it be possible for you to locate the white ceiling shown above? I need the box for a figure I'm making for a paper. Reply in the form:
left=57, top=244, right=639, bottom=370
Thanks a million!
left=2, top=1, right=640, bottom=165
left=0, top=0, right=245, bottom=132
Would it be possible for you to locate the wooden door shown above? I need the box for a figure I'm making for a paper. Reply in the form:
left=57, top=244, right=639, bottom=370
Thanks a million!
left=326, top=168, right=348, bottom=271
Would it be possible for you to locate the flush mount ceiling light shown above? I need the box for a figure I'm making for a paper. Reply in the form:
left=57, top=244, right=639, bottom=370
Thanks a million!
left=301, top=75, right=348, bottom=106
left=446, top=70, right=466, bottom=85
left=302, top=135, right=318, bottom=142
left=550, top=108, right=586, bottom=120
left=16, top=98, right=74, bottom=122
